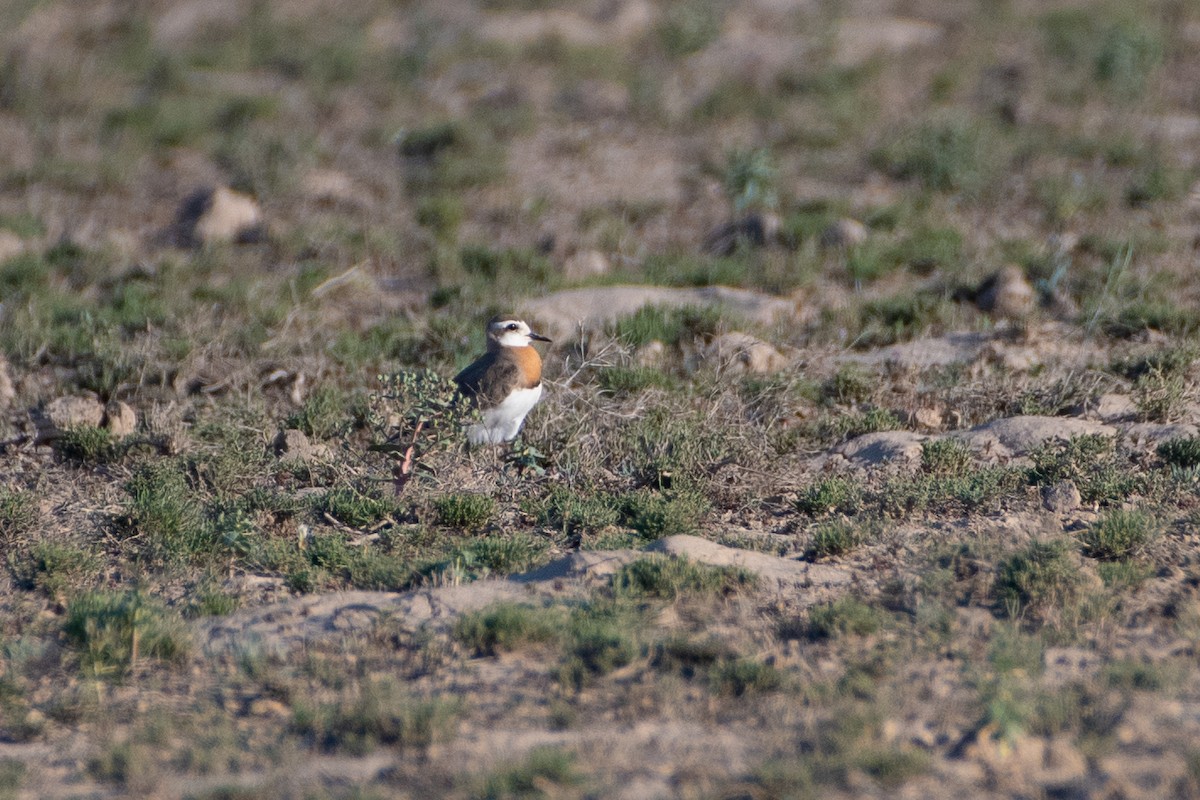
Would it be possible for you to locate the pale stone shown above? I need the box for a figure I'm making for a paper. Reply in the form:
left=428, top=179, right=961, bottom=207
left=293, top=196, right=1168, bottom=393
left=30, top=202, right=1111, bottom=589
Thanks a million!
left=563, top=249, right=611, bottom=280
left=248, top=698, right=291, bottom=718
left=41, top=395, right=105, bottom=433
left=834, top=17, right=943, bottom=66
left=839, top=431, right=927, bottom=466
left=0, top=356, right=14, bottom=408
left=0, top=230, right=25, bottom=263
left=103, top=401, right=138, bottom=438
left=175, top=185, right=264, bottom=247
left=273, top=428, right=312, bottom=460
left=908, top=407, right=943, bottom=431
left=820, top=218, right=868, bottom=249
left=963, top=416, right=1115, bottom=458
left=702, top=332, right=790, bottom=374
left=635, top=340, right=667, bottom=368
left=300, top=168, right=361, bottom=205
left=976, top=264, right=1035, bottom=319
left=1041, top=480, right=1081, bottom=514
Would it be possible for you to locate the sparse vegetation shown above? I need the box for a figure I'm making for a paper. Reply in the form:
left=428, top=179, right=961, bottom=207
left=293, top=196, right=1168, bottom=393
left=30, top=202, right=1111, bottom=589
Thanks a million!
left=292, top=678, right=460, bottom=755
left=1028, top=435, right=1139, bottom=506
left=63, top=590, right=190, bottom=678
left=872, top=116, right=998, bottom=193
left=433, top=493, right=496, bottom=530
left=805, top=518, right=874, bottom=559
left=994, top=539, right=1086, bottom=618
left=796, top=476, right=864, bottom=517
left=5, top=0, right=1200, bottom=795
left=454, top=603, right=565, bottom=656
left=611, top=556, right=757, bottom=599
left=1080, top=509, right=1159, bottom=561
left=1160, top=436, right=1200, bottom=469
left=807, top=596, right=887, bottom=639
left=0, top=489, right=38, bottom=544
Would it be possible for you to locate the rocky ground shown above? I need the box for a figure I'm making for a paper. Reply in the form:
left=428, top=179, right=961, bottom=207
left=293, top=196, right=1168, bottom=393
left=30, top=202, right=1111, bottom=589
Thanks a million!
left=3, top=0, right=1200, bottom=798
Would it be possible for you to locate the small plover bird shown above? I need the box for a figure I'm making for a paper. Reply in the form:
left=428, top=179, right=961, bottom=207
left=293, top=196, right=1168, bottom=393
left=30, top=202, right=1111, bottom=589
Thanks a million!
left=455, top=316, right=551, bottom=445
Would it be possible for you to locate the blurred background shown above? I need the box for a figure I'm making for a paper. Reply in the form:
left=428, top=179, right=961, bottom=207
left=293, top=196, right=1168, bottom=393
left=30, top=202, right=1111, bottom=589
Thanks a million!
left=1, top=0, right=1197, bottom=413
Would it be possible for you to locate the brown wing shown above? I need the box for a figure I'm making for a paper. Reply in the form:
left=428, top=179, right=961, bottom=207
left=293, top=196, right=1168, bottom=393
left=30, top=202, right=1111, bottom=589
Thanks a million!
left=454, top=352, right=523, bottom=410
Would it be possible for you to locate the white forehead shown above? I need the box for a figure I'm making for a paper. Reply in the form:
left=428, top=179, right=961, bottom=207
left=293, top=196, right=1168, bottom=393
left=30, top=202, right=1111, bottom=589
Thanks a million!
left=489, top=319, right=529, bottom=334
left=488, top=319, right=533, bottom=347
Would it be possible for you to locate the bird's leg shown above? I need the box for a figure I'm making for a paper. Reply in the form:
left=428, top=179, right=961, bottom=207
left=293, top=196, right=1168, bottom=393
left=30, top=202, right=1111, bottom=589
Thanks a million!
left=391, top=419, right=425, bottom=495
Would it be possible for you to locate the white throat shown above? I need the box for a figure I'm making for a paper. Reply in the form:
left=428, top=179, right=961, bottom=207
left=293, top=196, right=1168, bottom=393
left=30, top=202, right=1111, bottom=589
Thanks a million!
left=494, top=329, right=533, bottom=348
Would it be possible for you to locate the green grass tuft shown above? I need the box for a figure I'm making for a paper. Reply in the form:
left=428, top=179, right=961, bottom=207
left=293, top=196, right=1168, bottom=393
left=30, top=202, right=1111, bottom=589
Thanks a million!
left=315, top=486, right=401, bottom=529
left=796, top=476, right=864, bottom=517
left=1028, top=434, right=1139, bottom=506
left=475, top=747, right=583, bottom=799
left=120, top=462, right=210, bottom=565
left=872, top=116, right=996, bottom=193
left=8, top=541, right=102, bottom=599
left=454, top=603, right=565, bottom=657
left=292, top=678, right=459, bottom=755
left=433, top=493, right=496, bottom=530
left=54, top=426, right=117, bottom=464
left=610, top=304, right=725, bottom=348
left=1080, top=509, right=1159, bottom=561
left=620, top=490, right=710, bottom=540
left=612, top=555, right=757, bottom=600
left=807, top=596, right=886, bottom=639
left=805, top=519, right=874, bottom=559
left=994, top=539, right=1085, bottom=617
left=1157, top=436, right=1200, bottom=468
left=710, top=658, right=782, bottom=696
left=64, top=590, right=190, bottom=678
left=0, top=489, right=38, bottom=544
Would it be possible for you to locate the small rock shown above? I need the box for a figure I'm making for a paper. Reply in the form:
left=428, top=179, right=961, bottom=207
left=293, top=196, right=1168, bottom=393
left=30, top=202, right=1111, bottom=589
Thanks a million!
left=702, top=332, right=790, bottom=374
left=273, top=428, right=312, bottom=460
left=35, top=395, right=105, bottom=440
left=1048, top=231, right=1080, bottom=255
left=820, top=217, right=868, bottom=249
left=1088, top=393, right=1136, bottom=422
left=635, top=340, right=667, bottom=368
left=0, top=355, right=14, bottom=408
left=907, top=407, right=943, bottom=431
left=1033, top=736, right=1090, bottom=791
left=300, top=168, right=361, bottom=206
left=703, top=212, right=781, bottom=256
left=976, top=62, right=1027, bottom=125
left=248, top=697, right=292, bottom=718
left=1043, top=646, right=1100, bottom=686
left=556, top=80, right=630, bottom=119
left=103, top=401, right=138, bottom=438
left=1044, top=284, right=1079, bottom=319
left=273, top=429, right=333, bottom=463
left=173, top=185, right=265, bottom=247
left=0, top=230, right=25, bottom=263
left=975, top=264, right=1035, bottom=318
left=562, top=249, right=611, bottom=280
left=839, top=430, right=927, bottom=466
left=834, top=17, right=943, bottom=66
left=1042, top=480, right=1081, bottom=514
left=982, top=341, right=1042, bottom=372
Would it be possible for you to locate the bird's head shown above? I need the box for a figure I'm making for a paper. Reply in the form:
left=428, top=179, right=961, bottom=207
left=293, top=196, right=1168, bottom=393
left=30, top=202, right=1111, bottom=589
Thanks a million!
left=486, top=316, right=552, bottom=349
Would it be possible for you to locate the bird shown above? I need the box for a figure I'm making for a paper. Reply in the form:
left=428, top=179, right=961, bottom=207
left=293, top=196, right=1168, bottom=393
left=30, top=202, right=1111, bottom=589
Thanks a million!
left=454, top=316, right=551, bottom=445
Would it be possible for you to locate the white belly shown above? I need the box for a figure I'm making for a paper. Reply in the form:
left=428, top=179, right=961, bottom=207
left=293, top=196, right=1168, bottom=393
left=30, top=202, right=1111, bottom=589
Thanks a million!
left=467, top=384, right=543, bottom=445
